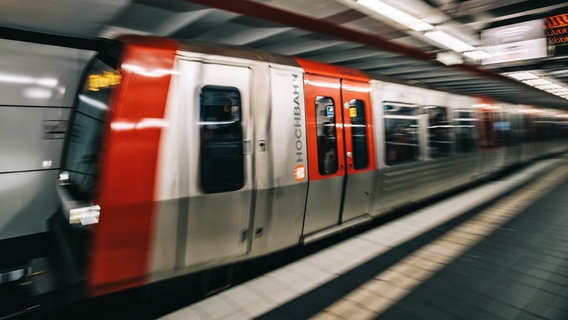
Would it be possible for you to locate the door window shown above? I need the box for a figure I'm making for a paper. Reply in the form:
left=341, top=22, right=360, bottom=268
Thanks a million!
left=315, top=96, right=338, bottom=175
left=425, top=105, right=453, bottom=158
left=348, top=99, right=369, bottom=170
left=453, top=110, right=478, bottom=153
left=199, top=86, right=244, bottom=193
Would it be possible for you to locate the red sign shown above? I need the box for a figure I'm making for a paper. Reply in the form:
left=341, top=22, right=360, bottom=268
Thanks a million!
left=546, top=14, right=568, bottom=48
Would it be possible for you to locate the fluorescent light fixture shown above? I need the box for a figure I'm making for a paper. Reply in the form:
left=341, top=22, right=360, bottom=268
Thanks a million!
left=536, top=83, right=563, bottom=91
left=504, top=71, right=568, bottom=100
left=463, top=50, right=492, bottom=60
left=524, top=79, right=553, bottom=87
left=436, top=51, right=463, bottom=65
left=552, top=89, right=568, bottom=95
left=546, top=87, right=568, bottom=94
left=356, top=0, right=433, bottom=32
left=505, top=71, right=538, bottom=81
left=424, top=31, right=474, bottom=52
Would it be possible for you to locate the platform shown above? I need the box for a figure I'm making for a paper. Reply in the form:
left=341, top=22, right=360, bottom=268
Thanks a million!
left=162, top=156, right=568, bottom=320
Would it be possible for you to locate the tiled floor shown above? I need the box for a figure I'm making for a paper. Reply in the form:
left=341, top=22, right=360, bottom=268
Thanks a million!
left=162, top=158, right=568, bottom=320
left=376, top=165, right=568, bottom=320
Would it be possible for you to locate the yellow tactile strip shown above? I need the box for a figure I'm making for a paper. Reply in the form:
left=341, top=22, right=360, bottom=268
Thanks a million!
left=312, top=162, right=568, bottom=320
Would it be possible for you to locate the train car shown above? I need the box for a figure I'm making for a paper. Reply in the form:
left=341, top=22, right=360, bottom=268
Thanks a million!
left=51, top=35, right=568, bottom=299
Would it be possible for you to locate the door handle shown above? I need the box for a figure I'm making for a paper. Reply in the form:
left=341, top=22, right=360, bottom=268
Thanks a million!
left=346, top=151, right=353, bottom=159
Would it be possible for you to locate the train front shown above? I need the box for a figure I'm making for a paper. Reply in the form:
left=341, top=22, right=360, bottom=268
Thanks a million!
left=49, top=44, right=122, bottom=301
left=51, top=37, right=178, bottom=299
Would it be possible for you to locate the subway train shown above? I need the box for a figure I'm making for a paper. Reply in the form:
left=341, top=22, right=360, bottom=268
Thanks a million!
left=52, top=35, right=568, bottom=299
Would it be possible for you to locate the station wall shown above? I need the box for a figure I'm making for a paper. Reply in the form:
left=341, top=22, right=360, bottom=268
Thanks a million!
left=0, top=38, right=92, bottom=239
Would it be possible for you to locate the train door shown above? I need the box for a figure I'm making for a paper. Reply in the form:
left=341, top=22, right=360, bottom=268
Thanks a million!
left=340, top=79, right=376, bottom=222
left=302, top=74, right=344, bottom=235
left=477, top=106, right=506, bottom=175
left=179, top=60, right=253, bottom=267
left=302, top=74, right=375, bottom=237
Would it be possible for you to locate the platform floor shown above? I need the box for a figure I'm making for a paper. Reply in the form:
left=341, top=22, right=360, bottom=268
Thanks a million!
left=162, top=157, right=568, bottom=320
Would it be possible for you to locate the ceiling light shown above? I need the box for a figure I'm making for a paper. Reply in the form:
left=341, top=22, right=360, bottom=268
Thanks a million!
left=463, top=50, right=492, bottom=61
left=424, top=31, right=475, bottom=52
left=504, top=72, right=539, bottom=81
left=524, top=79, right=553, bottom=87
left=356, top=0, right=433, bottom=32
left=436, top=51, right=463, bottom=65
left=546, top=87, right=568, bottom=94
left=536, top=83, right=563, bottom=91
left=504, top=72, right=568, bottom=100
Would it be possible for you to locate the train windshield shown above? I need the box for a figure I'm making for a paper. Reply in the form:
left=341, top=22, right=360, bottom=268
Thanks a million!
left=61, top=58, right=120, bottom=201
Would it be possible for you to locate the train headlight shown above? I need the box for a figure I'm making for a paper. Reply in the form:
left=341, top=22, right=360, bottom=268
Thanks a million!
left=69, top=205, right=101, bottom=226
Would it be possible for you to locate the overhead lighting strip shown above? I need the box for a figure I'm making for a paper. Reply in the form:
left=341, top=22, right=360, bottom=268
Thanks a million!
left=463, top=50, right=492, bottom=61
left=356, top=0, right=433, bottom=32
left=505, top=71, right=568, bottom=100
left=424, top=31, right=474, bottom=52
left=355, top=0, right=491, bottom=62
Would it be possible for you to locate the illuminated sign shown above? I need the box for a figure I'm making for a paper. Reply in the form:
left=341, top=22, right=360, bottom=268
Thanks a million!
left=88, top=71, right=121, bottom=92
left=546, top=13, right=568, bottom=56
left=481, top=19, right=547, bottom=65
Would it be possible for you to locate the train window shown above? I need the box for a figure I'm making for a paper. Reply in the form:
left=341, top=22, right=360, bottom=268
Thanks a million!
left=349, top=99, right=369, bottom=170
left=503, top=113, right=519, bottom=147
left=425, top=106, right=453, bottom=158
left=478, top=111, right=495, bottom=148
left=384, top=103, right=420, bottom=165
left=199, top=86, right=244, bottom=193
left=522, top=114, right=537, bottom=143
left=556, top=116, right=568, bottom=141
left=478, top=110, right=507, bottom=148
left=453, top=110, right=478, bottom=153
left=535, top=116, right=555, bottom=141
left=316, top=96, right=338, bottom=175
left=493, top=112, right=518, bottom=146
left=493, top=113, right=510, bottom=147
left=384, top=103, right=420, bottom=116
left=62, top=58, right=119, bottom=201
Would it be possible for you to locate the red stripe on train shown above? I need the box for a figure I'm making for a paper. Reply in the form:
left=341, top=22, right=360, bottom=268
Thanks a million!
left=87, top=36, right=179, bottom=297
